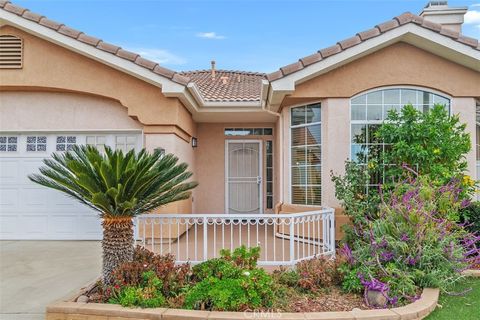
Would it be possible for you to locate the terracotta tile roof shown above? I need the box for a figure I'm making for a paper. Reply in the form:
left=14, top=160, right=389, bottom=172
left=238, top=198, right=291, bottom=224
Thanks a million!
left=267, top=12, right=480, bottom=81
left=180, top=70, right=266, bottom=102
left=0, top=0, right=190, bottom=85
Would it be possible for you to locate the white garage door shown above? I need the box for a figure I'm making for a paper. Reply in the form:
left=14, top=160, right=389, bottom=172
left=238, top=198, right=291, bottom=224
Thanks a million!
left=0, top=132, right=142, bottom=240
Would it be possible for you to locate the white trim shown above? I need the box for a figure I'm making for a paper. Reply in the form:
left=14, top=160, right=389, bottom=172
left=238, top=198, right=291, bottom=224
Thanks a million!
left=268, top=24, right=480, bottom=109
left=225, top=139, right=263, bottom=215
left=287, top=103, right=322, bottom=206
left=348, top=86, right=452, bottom=168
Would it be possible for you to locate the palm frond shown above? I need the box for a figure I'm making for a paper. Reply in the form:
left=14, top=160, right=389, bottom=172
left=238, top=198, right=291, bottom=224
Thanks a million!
left=28, top=145, right=198, bottom=218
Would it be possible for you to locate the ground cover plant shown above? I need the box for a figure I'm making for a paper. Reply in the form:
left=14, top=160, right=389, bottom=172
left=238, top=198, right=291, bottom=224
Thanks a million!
left=90, top=245, right=368, bottom=312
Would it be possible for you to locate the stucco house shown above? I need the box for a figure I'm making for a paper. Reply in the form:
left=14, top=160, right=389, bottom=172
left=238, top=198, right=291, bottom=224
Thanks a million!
left=0, top=1, right=479, bottom=243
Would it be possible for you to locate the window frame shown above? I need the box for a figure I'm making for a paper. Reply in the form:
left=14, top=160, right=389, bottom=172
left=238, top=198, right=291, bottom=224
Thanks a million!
left=349, top=86, right=452, bottom=192
left=288, top=102, right=322, bottom=206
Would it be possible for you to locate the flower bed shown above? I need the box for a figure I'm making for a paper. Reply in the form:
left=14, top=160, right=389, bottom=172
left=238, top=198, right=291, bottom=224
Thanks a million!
left=46, top=285, right=440, bottom=320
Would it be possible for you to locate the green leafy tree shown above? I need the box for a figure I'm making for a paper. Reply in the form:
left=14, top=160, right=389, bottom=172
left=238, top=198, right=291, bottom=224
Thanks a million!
left=29, top=145, right=198, bottom=284
left=378, top=104, right=471, bottom=185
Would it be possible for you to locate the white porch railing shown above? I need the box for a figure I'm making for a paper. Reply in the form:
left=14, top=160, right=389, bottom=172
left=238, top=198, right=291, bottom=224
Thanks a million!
left=134, top=207, right=335, bottom=266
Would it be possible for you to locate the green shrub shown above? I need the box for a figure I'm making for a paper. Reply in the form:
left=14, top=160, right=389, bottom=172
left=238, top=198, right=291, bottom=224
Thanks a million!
left=184, top=269, right=274, bottom=311
left=341, top=175, right=479, bottom=306
left=460, top=201, right=480, bottom=234
left=185, top=246, right=274, bottom=311
left=109, top=271, right=165, bottom=308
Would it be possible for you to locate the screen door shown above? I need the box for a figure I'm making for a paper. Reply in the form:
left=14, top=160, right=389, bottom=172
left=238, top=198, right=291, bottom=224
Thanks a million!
left=226, top=140, right=262, bottom=214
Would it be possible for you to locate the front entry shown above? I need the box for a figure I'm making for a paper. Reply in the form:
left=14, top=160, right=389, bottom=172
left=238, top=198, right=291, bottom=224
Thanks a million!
left=225, top=140, right=262, bottom=214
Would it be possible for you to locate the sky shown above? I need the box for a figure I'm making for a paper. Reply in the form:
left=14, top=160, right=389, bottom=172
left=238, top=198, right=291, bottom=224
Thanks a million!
left=12, top=0, right=480, bottom=73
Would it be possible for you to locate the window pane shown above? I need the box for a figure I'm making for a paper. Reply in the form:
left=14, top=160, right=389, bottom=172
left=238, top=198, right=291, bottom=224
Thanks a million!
left=383, top=89, right=400, bottom=105
left=367, top=91, right=382, bottom=104
left=253, top=128, right=263, bottom=135
left=351, top=144, right=368, bottom=163
left=291, top=106, right=305, bottom=126
left=433, top=95, right=449, bottom=106
left=306, top=146, right=321, bottom=165
left=385, top=104, right=402, bottom=116
left=266, top=140, right=273, bottom=154
left=351, top=94, right=366, bottom=104
left=292, top=186, right=306, bottom=205
left=367, top=105, right=382, bottom=120
left=306, top=104, right=321, bottom=123
left=291, top=127, right=305, bottom=146
left=351, top=104, right=366, bottom=120
left=291, top=147, right=306, bottom=165
left=421, top=91, right=432, bottom=105
left=401, top=89, right=417, bottom=105
left=307, top=165, right=322, bottom=184
left=263, top=128, right=273, bottom=135
left=266, top=154, right=272, bottom=167
left=306, top=125, right=321, bottom=145
left=306, top=186, right=321, bottom=205
left=292, top=167, right=305, bottom=185
left=367, top=124, right=380, bottom=144
left=352, top=124, right=366, bottom=144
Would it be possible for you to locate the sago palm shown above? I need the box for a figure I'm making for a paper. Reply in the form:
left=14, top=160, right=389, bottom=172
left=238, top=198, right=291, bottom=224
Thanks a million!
left=29, top=145, right=197, bottom=284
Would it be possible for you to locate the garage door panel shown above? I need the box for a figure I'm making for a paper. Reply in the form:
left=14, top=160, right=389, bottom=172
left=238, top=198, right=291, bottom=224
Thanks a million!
left=0, top=188, right=19, bottom=209
left=0, top=131, right=141, bottom=240
left=0, top=215, right=18, bottom=235
left=0, top=159, right=19, bottom=184
left=21, top=214, right=48, bottom=234
left=21, top=159, right=45, bottom=185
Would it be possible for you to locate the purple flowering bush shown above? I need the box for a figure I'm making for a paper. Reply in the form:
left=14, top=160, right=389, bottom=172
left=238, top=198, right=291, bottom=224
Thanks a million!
left=342, top=174, right=480, bottom=306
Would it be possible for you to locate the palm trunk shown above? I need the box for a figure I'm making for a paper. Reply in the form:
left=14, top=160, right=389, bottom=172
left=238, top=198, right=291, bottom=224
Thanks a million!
left=102, top=216, right=134, bottom=284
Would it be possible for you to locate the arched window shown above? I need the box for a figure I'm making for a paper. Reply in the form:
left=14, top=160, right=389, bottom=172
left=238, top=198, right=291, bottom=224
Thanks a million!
left=350, top=87, right=450, bottom=190
left=0, top=34, right=23, bottom=69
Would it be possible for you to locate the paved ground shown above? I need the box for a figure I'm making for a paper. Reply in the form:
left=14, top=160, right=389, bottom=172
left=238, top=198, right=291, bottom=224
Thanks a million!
left=0, top=241, right=101, bottom=320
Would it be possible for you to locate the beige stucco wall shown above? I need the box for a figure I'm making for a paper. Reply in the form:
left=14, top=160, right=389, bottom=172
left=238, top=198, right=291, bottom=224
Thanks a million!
left=452, top=97, right=477, bottom=179
left=144, top=133, right=196, bottom=214
left=278, top=42, right=480, bottom=214
left=0, top=25, right=195, bottom=138
left=282, top=42, right=480, bottom=107
left=195, top=123, right=276, bottom=214
left=0, top=91, right=142, bottom=131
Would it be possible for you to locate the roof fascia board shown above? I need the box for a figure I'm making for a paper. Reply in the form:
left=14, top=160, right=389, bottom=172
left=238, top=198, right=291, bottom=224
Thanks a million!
left=268, top=24, right=480, bottom=109
left=0, top=10, right=188, bottom=93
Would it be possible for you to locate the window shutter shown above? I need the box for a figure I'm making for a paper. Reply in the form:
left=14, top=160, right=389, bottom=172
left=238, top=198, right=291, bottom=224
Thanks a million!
left=0, top=35, right=23, bottom=69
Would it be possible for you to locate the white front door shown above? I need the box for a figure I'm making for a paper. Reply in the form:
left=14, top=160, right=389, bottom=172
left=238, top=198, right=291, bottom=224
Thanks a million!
left=225, top=140, right=262, bottom=214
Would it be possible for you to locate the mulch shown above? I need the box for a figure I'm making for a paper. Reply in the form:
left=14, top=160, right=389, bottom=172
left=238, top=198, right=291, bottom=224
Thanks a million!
left=287, top=287, right=368, bottom=312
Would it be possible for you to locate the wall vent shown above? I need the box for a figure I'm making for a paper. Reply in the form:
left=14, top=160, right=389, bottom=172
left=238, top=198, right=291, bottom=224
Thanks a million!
left=0, top=35, right=23, bottom=69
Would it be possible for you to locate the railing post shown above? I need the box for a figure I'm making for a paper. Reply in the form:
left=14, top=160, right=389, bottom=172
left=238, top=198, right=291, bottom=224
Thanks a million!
left=290, top=217, right=295, bottom=265
left=330, top=209, right=336, bottom=257
left=203, top=216, right=208, bottom=261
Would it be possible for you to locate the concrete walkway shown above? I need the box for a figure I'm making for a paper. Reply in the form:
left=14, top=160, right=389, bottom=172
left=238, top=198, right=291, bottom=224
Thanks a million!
left=0, top=241, right=101, bottom=320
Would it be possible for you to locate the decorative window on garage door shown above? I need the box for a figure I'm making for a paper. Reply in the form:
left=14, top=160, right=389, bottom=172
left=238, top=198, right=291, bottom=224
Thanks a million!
left=26, top=136, right=47, bottom=152
left=0, top=136, right=18, bottom=152
left=115, top=135, right=136, bottom=152
left=86, top=136, right=106, bottom=152
left=56, top=136, right=77, bottom=151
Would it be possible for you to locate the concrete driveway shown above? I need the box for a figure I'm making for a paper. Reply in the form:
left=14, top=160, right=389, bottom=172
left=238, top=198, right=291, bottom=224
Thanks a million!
left=0, top=241, right=101, bottom=320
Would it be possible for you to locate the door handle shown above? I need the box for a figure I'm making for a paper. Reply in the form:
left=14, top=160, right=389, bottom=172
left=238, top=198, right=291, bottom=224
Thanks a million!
left=256, top=176, right=262, bottom=184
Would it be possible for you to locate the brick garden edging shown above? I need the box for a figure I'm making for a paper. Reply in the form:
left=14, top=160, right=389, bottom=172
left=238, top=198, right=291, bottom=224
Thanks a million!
left=46, top=287, right=440, bottom=320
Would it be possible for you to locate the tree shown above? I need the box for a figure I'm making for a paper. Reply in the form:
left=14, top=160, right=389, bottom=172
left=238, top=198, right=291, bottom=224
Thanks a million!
left=29, top=145, right=198, bottom=284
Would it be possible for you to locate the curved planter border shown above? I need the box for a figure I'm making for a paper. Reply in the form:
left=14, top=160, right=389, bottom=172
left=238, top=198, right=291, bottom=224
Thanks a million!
left=46, top=287, right=441, bottom=320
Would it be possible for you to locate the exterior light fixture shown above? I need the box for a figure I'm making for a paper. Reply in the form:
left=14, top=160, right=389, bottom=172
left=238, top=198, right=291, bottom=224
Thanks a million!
left=191, top=137, right=198, bottom=148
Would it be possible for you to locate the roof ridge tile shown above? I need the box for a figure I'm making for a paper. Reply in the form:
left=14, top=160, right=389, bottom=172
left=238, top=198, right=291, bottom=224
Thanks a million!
left=0, top=1, right=10, bottom=8
left=21, top=10, right=44, bottom=22
left=375, top=19, right=399, bottom=33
